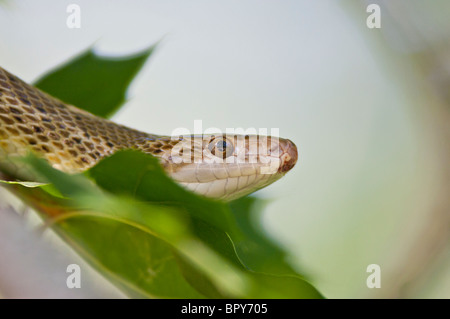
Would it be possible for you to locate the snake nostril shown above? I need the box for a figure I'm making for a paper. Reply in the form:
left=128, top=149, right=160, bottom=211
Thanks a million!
left=278, top=139, right=298, bottom=173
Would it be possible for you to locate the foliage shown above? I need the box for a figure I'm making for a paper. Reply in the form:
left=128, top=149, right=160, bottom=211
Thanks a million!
left=1, top=48, right=322, bottom=298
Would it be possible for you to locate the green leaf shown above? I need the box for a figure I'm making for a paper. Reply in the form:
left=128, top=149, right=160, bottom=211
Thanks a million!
left=8, top=152, right=323, bottom=298
left=87, top=150, right=309, bottom=277
left=229, top=196, right=305, bottom=277
left=86, top=150, right=252, bottom=273
left=84, top=151, right=322, bottom=297
left=86, top=150, right=241, bottom=239
left=1, top=43, right=323, bottom=298
left=56, top=215, right=206, bottom=298
left=34, top=47, right=155, bottom=118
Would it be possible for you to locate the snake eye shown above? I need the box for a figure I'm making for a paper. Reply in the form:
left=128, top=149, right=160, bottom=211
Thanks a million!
left=208, top=137, right=234, bottom=159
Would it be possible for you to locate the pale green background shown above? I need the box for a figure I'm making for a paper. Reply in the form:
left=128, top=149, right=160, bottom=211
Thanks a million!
left=0, top=0, right=448, bottom=298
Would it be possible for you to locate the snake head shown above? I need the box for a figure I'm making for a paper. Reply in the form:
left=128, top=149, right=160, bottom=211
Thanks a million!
left=0, top=65, right=297, bottom=202
left=158, top=134, right=298, bottom=201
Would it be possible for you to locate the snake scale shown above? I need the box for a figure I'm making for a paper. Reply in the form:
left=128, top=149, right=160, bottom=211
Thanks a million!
left=0, top=66, right=298, bottom=201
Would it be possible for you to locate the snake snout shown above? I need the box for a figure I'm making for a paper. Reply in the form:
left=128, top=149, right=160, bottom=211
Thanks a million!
left=278, top=138, right=298, bottom=173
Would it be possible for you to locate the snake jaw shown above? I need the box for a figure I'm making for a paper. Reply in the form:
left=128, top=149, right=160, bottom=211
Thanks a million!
left=158, top=135, right=298, bottom=201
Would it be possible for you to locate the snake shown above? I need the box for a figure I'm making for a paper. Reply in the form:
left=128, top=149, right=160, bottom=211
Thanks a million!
left=0, top=66, right=298, bottom=201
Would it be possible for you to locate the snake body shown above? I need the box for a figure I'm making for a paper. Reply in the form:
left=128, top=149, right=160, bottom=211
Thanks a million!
left=0, top=66, right=298, bottom=201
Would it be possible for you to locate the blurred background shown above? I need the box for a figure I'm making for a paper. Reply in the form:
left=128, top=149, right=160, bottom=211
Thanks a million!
left=0, top=0, right=449, bottom=298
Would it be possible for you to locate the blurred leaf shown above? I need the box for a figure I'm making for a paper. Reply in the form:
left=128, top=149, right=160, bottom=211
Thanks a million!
left=1, top=43, right=323, bottom=298
left=5, top=152, right=323, bottom=298
left=34, top=47, right=155, bottom=118
left=0, top=180, right=48, bottom=188
left=86, top=150, right=248, bottom=271
left=87, top=150, right=242, bottom=240
left=55, top=215, right=206, bottom=298
left=86, top=151, right=310, bottom=278
left=229, top=196, right=304, bottom=277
